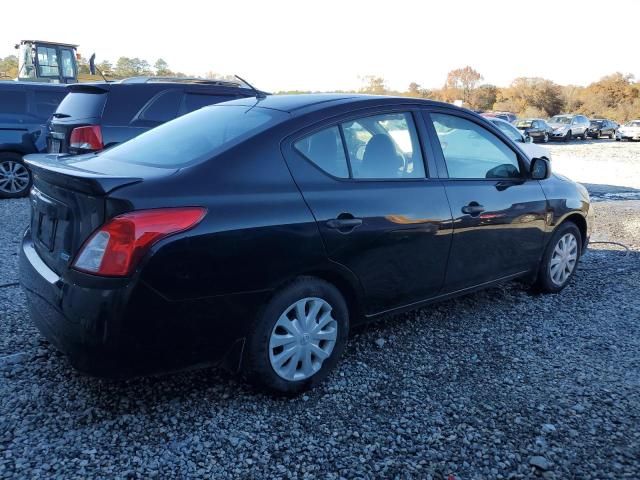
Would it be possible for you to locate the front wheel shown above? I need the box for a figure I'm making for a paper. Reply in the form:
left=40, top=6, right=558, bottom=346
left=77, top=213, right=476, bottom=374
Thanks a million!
left=243, top=277, right=349, bottom=394
left=0, top=153, right=32, bottom=199
left=543, top=132, right=549, bottom=143
left=534, top=222, right=582, bottom=293
left=564, top=130, right=572, bottom=142
left=610, top=130, right=616, bottom=139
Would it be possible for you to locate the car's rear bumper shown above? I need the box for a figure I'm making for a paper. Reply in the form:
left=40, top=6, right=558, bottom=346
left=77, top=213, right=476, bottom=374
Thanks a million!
left=19, top=228, right=268, bottom=377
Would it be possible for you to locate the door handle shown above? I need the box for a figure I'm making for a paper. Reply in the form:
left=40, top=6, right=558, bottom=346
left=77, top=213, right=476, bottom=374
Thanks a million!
left=326, top=217, right=363, bottom=230
left=461, top=203, right=485, bottom=215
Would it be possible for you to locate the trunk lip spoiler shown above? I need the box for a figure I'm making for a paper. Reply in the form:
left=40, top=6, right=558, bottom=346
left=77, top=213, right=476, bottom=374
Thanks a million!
left=24, top=153, right=142, bottom=195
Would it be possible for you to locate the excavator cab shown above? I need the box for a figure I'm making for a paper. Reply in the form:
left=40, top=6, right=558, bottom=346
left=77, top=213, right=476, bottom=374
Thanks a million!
left=16, top=40, right=79, bottom=83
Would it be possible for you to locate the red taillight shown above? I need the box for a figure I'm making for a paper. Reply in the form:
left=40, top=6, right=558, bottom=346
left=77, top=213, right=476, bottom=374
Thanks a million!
left=69, top=125, right=103, bottom=151
left=72, top=207, right=207, bottom=277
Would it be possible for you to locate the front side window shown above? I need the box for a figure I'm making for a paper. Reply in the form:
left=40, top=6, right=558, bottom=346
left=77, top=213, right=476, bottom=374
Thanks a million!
left=294, top=126, right=349, bottom=178
left=342, top=112, right=425, bottom=179
left=430, top=113, right=521, bottom=179
left=36, top=47, right=59, bottom=77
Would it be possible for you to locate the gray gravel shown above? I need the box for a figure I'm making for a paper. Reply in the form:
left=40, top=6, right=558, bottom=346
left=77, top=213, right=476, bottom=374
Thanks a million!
left=1, top=196, right=639, bottom=479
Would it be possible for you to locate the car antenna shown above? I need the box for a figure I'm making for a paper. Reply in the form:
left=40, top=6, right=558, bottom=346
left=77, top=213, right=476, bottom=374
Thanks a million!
left=89, top=54, right=109, bottom=83
left=235, top=75, right=266, bottom=99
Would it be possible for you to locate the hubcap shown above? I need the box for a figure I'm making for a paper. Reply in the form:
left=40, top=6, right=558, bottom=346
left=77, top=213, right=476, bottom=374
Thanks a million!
left=0, top=160, right=30, bottom=194
left=549, top=233, right=578, bottom=286
left=269, top=297, right=338, bottom=381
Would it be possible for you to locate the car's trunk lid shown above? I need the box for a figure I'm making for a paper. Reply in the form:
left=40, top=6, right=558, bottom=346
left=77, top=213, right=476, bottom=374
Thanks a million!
left=24, top=153, right=175, bottom=275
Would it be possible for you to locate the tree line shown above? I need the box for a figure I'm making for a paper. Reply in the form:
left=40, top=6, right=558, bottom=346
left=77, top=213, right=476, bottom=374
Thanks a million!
left=1, top=55, right=638, bottom=122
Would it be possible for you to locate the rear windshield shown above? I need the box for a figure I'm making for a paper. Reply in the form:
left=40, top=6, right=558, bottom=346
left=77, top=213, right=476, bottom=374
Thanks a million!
left=100, top=105, right=287, bottom=168
left=625, top=121, right=640, bottom=127
left=55, top=91, right=107, bottom=118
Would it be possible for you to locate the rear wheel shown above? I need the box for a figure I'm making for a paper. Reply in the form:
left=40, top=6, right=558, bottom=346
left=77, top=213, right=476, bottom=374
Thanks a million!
left=0, top=153, right=32, bottom=199
left=534, top=222, right=582, bottom=293
left=243, top=277, right=349, bottom=394
left=610, top=130, right=616, bottom=139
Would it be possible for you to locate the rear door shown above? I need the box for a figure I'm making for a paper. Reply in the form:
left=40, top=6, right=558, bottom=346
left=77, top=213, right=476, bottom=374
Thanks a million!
left=282, top=108, right=453, bottom=315
left=423, top=108, right=548, bottom=292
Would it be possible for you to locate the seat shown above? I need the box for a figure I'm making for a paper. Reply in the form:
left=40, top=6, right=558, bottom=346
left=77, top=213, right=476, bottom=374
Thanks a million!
left=360, top=134, right=401, bottom=178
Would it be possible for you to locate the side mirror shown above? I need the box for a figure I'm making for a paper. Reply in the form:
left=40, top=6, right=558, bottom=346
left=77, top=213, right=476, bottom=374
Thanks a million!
left=530, top=157, right=551, bottom=180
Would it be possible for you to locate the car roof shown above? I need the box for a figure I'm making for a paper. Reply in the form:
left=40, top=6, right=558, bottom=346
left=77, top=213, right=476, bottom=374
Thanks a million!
left=220, top=93, right=446, bottom=114
left=0, top=81, right=68, bottom=90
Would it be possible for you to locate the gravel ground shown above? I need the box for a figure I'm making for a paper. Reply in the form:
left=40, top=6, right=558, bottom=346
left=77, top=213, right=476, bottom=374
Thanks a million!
left=1, top=162, right=639, bottom=478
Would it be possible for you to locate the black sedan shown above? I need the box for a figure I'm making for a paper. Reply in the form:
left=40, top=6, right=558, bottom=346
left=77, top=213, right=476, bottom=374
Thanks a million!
left=20, top=94, right=592, bottom=393
left=514, top=118, right=554, bottom=143
left=587, top=119, right=618, bottom=139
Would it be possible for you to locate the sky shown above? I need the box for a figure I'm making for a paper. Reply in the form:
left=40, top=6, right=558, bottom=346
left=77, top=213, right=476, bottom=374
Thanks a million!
left=2, top=0, right=639, bottom=92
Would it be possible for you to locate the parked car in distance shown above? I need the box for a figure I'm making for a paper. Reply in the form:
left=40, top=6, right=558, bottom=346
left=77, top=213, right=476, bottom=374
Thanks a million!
left=481, top=111, right=517, bottom=123
left=46, top=77, right=263, bottom=155
left=514, top=118, right=554, bottom=143
left=487, top=117, right=552, bottom=160
left=615, top=120, right=640, bottom=141
left=0, top=81, right=67, bottom=198
left=20, top=94, right=592, bottom=394
left=586, top=119, right=618, bottom=139
left=548, top=114, right=590, bottom=141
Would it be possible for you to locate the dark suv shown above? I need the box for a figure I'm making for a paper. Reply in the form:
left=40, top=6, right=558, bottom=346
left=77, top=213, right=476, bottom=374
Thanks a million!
left=586, top=119, right=618, bottom=139
left=0, top=82, right=67, bottom=198
left=46, top=77, right=261, bottom=155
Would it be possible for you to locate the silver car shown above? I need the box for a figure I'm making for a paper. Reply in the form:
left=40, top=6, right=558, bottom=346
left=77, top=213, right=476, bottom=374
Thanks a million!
left=548, top=114, right=590, bottom=141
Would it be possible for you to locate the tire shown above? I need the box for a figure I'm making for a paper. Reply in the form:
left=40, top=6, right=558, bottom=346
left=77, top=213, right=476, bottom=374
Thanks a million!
left=543, top=132, right=549, bottom=143
left=610, top=130, right=616, bottom=139
left=243, top=276, right=349, bottom=394
left=534, top=222, right=582, bottom=293
left=0, top=153, right=32, bottom=199
left=564, top=130, right=572, bottom=142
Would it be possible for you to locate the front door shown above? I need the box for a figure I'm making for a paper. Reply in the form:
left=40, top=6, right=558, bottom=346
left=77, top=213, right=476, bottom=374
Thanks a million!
left=282, top=109, right=453, bottom=315
left=424, top=110, right=548, bottom=293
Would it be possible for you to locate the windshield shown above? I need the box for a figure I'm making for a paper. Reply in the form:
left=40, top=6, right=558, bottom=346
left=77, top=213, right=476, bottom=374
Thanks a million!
left=516, top=120, right=533, bottom=128
left=491, top=120, right=523, bottom=143
left=590, top=120, right=603, bottom=126
left=101, top=104, right=286, bottom=168
left=624, top=121, right=640, bottom=127
left=549, top=116, right=572, bottom=124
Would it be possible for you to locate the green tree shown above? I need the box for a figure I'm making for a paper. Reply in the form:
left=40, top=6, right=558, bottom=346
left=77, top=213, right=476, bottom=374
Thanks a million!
left=114, top=57, right=152, bottom=77
left=154, top=58, right=172, bottom=76
left=0, top=55, right=18, bottom=78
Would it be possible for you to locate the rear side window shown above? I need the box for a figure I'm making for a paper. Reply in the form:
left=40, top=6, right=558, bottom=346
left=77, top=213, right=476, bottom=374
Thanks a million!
left=34, top=90, right=66, bottom=119
left=430, top=113, right=520, bottom=179
left=294, top=127, right=349, bottom=178
left=294, top=112, right=426, bottom=180
left=55, top=91, right=107, bottom=118
left=101, top=105, right=286, bottom=168
left=136, top=89, right=182, bottom=123
left=0, top=90, right=27, bottom=115
left=182, top=93, right=236, bottom=114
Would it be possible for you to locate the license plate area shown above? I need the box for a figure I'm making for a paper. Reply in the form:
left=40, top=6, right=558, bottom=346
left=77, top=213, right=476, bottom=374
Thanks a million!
left=37, top=213, right=57, bottom=251
left=50, top=139, right=61, bottom=153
